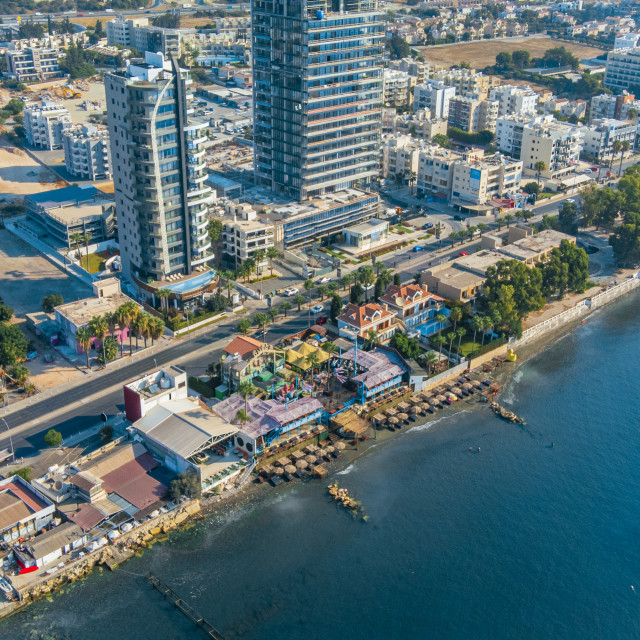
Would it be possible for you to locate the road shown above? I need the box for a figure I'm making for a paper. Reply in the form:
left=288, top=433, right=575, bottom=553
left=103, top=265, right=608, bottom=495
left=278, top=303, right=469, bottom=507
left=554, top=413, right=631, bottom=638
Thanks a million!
left=0, top=311, right=310, bottom=459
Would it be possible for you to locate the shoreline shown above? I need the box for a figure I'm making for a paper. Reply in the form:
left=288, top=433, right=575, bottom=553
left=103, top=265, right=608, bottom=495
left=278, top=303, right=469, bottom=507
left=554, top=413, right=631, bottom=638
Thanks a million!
left=0, top=283, right=637, bottom=624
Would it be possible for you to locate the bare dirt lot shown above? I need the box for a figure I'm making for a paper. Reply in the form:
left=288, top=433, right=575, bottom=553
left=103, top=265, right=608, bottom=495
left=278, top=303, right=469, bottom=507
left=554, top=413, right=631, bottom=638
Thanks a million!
left=417, top=36, right=607, bottom=70
left=0, top=140, right=64, bottom=200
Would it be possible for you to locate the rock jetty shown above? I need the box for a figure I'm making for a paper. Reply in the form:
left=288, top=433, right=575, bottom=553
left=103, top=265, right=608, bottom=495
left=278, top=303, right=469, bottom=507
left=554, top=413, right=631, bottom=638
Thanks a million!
left=490, top=401, right=526, bottom=424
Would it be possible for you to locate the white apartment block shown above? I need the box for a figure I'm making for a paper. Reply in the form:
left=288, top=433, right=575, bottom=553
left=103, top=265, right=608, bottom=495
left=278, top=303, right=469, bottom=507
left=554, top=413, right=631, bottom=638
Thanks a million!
left=221, top=203, right=275, bottom=271
left=429, top=68, right=499, bottom=96
left=448, top=95, right=498, bottom=133
left=489, top=85, right=538, bottom=118
left=416, top=146, right=457, bottom=199
left=604, top=47, right=640, bottom=92
left=495, top=114, right=551, bottom=158
left=382, top=108, right=448, bottom=141
left=5, top=47, right=62, bottom=83
left=62, top=124, right=113, bottom=181
left=413, top=81, right=456, bottom=119
left=23, top=100, right=72, bottom=149
left=590, top=92, right=640, bottom=123
left=7, top=33, right=84, bottom=52
left=451, top=152, right=523, bottom=205
left=388, top=57, right=428, bottom=85
left=105, top=16, right=150, bottom=47
left=541, top=97, right=587, bottom=119
left=614, top=33, right=640, bottom=50
left=579, top=119, right=637, bottom=159
left=383, top=69, right=416, bottom=108
left=520, top=120, right=583, bottom=180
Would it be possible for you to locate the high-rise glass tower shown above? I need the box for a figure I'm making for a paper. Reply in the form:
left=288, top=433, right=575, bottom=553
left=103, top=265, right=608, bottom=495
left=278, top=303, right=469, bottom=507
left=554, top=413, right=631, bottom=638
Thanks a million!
left=105, top=52, right=214, bottom=284
left=252, top=0, right=384, bottom=201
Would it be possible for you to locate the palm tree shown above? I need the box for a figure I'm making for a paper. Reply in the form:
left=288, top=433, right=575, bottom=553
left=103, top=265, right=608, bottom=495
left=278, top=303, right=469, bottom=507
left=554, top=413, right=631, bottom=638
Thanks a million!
left=266, top=246, right=279, bottom=276
left=358, top=265, right=376, bottom=301
left=235, top=409, right=248, bottom=428
left=449, top=231, right=458, bottom=247
left=69, top=232, right=83, bottom=263
left=504, top=213, right=514, bottom=228
left=477, top=223, right=488, bottom=236
left=237, top=380, right=255, bottom=416
left=293, top=293, right=306, bottom=311
left=148, top=317, right=165, bottom=345
left=304, top=278, right=314, bottom=306
left=238, top=261, right=251, bottom=284
left=156, top=288, right=171, bottom=315
left=610, top=139, right=622, bottom=174
left=481, top=314, right=497, bottom=348
left=121, top=301, right=140, bottom=353
left=431, top=333, right=445, bottom=358
left=449, top=306, right=462, bottom=333
left=114, top=305, right=128, bottom=356
left=619, top=140, right=631, bottom=176
left=446, top=331, right=457, bottom=359
left=88, top=315, right=108, bottom=364
left=81, top=233, right=91, bottom=271
left=455, top=326, right=466, bottom=356
left=316, top=284, right=329, bottom=301
left=254, top=248, right=266, bottom=276
left=245, top=258, right=256, bottom=282
left=280, top=301, right=292, bottom=317
left=75, top=326, right=92, bottom=369
left=435, top=313, right=447, bottom=336
left=534, top=160, right=546, bottom=186
left=323, top=341, right=338, bottom=389
left=425, top=350, right=438, bottom=376
left=304, top=351, right=321, bottom=379
left=365, top=329, right=379, bottom=349
left=133, top=312, right=148, bottom=351
left=267, top=307, right=278, bottom=322
left=409, top=170, right=417, bottom=194
left=470, top=315, right=484, bottom=352
left=328, top=282, right=340, bottom=295
left=253, top=312, right=269, bottom=339
left=340, top=273, right=352, bottom=291
left=522, top=209, right=533, bottom=223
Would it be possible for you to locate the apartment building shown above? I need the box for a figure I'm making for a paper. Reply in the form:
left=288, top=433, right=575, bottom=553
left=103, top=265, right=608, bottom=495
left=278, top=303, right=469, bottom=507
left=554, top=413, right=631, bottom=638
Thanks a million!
left=494, top=114, right=544, bottom=158
left=337, top=302, right=399, bottom=343
left=252, top=0, right=384, bottom=201
left=413, top=81, right=456, bottom=119
left=590, top=92, right=640, bottom=122
left=520, top=119, right=583, bottom=180
left=430, top=68, right=499, bottom=96
left=105, top=52, right=215, bottom=285
left=489, top=85, right=538, bottom=118
left=383, top=109, right=448, bottom=141
left=451, top=151, right=523, bottom=205
left=448, top=95, right=498, bottom=133
left=579, top=119, right=637, bottom=159
left=383, top=69, right=416, bottom=108
left=416, top=145, right=458, bottom=198
left=380, top=135, right=420, bottom=181
left=388, top=57, right=428, bottom=85
left=221, top=202, right=275, bottom=271
left=23, top=99, right=72, bottom=149
left=604, top=47, right=640, bottom=92
left=5, top=47, right=62, bottom=83
left=62, top=124, right=112, bottom=181
left=614, top=33, right=640, bottom=50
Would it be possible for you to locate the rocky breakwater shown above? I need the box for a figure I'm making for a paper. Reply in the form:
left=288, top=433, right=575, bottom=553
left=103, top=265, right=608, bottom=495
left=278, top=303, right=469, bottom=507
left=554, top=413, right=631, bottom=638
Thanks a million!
left=490, top=401, right=526, bottom=424
left=20, top=501, right=202, bottom=604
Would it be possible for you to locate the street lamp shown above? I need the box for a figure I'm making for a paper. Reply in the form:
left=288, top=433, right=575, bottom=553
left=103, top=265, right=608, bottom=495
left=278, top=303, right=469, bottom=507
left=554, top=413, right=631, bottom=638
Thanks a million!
left=1, top=417, right=15, bottom=464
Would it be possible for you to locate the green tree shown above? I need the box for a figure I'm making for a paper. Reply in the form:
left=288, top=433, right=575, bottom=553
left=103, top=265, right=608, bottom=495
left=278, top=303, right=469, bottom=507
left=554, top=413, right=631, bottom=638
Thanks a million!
left=254, top=248, right=266, bottom=276
left=101, top=335, right=119, bottom=363
left=132, top=312, right=149, bottom=351
left=208, top=218, right=223, bottom=244
left=432, top=133, right=451, bottom=149
left=446, top=331, right=457, bottom=357
left=535, top=160, right=546, bottom=186
left=147, top=317, right=165, bottom=345
left=431, top=333, right=445, bottom=359
left=0, top=324, right=28, bottom=367
left=156, top=288, right=171, bottom=315
left=100, top=424, right=114, bottom=443
left=504, top=213, right=515, bottom=228
left=280, top=301, right=292, bottom=317
left=44, top=429, right=62, bottom=447
left=393, top=272, right=402, bottom=286
left=539, top=252, right=569, bottom=298
left=455, top=326, right=466, bottom=355
left=609, top=211, right=640, bottom=267
left=470, top=315, right=484, bottom=351
left=330, top=294, right=343, bottom=321
left=558, top=201, right=579, bottom=234
left=237, top=380, right=255, bottom=416
left=237, top=317, right=252, bottom=335
left=267, top=246, right=279, bottom=276
left=8, top=467, right=32, bottom=482
left=267, top=307, right=279, bottom=322
left=293, top=293, right=306, bottom=311
left=387, top=34, right=411, bottom=59
left=389, top=332, right=422, bottom=360
left=477, top=223, right=488, bottom=236
left=88, top=315, right=109, bottom=363
left=304, top=279, right=315, bottom=305
left=316, top=284, right=329, bottom=301
left=350, top=282, right=364, bottom=304
left=340, top=273, right=353, bottom=291
left=304, top=350, right=321, bottom=377
left=41, top=293, right=64, bottom=313
left=9, top=364, right=29, bottom=387
left=169, top=470, right=201, bottom=501
left=424, top=350, right=438, bottom=376
left=253, top=313, right=269, bottom=338
left=522, top=181, right=540, bottom=195
left=75, top=326, right=92, bottom=369
left=449, top=306, right=463, bottom=333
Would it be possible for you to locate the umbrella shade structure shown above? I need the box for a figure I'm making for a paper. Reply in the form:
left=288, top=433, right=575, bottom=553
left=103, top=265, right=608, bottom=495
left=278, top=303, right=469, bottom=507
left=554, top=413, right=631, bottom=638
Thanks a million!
left=304, top=444, right=319, bottom=454
left=271, top=466, right=284, bottom=475
left=409, top=395, right=423, bottom=405
left=290, top=450, right=305, bottom=461
left=284, top=465, right=297, bottom=474
left=420, top=402, right=431, bottom=412
left=388, top=416, right=400, bottom=425
left=296, top=459, right=308, bottom=469
left=472, top=379, right=484, bottom=387
left=462, top=382, right=473, bottom=390
left=397, top=412, right=409, bottom=421
left=410, top=405, right=420, bottom=414
left=451, top=386, right=463, bottom=395
left=277, top=457, right=290, bottom=467
left=396, top=402, right=411, bottom=412
left=305, top=455, right=317, bottom=464
left=325, top=445, right=335, bottom=453
left=429, top=397, right=440, bottom=406
left=261, top=465, right=275, bottom=476
left=436, top=395, right=447, bottom=403
left=386, top=407, right=398, bottom=417
left=334, top=441, right=346, bottom=450
left=372, top=413, right=386, bottom=424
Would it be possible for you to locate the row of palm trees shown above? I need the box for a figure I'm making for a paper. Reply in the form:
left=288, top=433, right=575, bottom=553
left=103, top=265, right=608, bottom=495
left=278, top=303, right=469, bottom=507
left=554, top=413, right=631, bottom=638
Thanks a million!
left=74, top=302, right=165, bottom=369
left=610, top=139, right=632, bottom=177
left=69, top=232, right=92, bottom=271
left=236, top=247, right=281, bottom=283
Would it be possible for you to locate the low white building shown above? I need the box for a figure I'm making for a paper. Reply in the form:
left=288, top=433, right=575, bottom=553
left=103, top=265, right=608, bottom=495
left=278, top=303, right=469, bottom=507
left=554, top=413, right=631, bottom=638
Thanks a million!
left=5, top=47, right=62, bottom=83
left=221, top=202, right=275, bottom=271
left=590, top=92, right=640, bottom=123
left=614, top=33, right=640, bottom=50
left=23, top=99, right=72, bottom=149
left=413, top=81, right=456, bottom=119
left=62, top=124, right=112, bottom=181
left=380, top=134, right=421, bottom=181
left=489, top=85, right=538, bottom=118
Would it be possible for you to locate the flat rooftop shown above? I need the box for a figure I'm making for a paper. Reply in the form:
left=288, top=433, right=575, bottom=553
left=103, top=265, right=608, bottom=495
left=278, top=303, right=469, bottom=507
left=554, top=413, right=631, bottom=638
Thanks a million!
left=456, top=250, right=504, bottom=275
left=502, top=229, right=574, bottom=260
left=345, top=218, right=389, bottom=235
left=268, top=189, right=379, bottom=223
left=429, top=265, right=487, bottom=289
left=55, top=291, right=134, bottom=326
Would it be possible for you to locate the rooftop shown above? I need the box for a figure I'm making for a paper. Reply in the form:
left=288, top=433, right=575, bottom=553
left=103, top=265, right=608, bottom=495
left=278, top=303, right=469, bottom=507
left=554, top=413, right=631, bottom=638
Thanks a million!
left=55, top=291, right=136, bottom=327
left=224, top=335, right=265, bottom=359
left=337, top=302, right=397, bottom=329
left=344, top=218, right=389, bottom=236
left=26, top=522, right=85, bottom=560
left=379, top=283, right=443, bottom=307
left=501, top=229, right=574, bottom=260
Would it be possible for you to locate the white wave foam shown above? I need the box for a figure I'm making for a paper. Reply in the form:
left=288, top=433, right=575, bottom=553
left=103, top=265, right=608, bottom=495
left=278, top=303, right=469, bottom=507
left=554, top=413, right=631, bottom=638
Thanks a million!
left=337, top=464, right=355, bottom=475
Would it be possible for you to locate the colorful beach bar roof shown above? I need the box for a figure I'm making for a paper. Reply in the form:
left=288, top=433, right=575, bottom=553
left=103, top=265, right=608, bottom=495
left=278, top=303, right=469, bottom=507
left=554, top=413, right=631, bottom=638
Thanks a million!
left=285, top=342, right=330, bottom=370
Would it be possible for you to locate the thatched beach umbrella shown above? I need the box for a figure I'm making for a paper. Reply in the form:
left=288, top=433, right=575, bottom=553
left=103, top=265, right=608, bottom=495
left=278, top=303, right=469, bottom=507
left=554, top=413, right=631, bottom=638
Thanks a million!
left=409, top=405, right=420, bottom=414
left=386, top=407, right=398, bottom=417
left=436, top=394, right=447, bottom=403
left=388, top=416, right=400, bottom=426
left=396, top=402, right=411, bottom=412
left=296, top=459, right=308, bottom=469
left=397, top=412, right=409, bottom=422
left=451, top=386, right=463, bottom=395
left=271, top=466, right=284, bottom=475
left=410, top=396, right=423, bottom=405
left=429, top=397, right=440, bottom=406
left=285, top=465, right=297, bottom=475
left=472, top=379, right=483, bottom=388
left=334, top=441, right=346, bottom=450
left=325, top=445, right=335, bottom=454
left=420, top=402, right=431, bottom=412
left=462, top=382, right=473, bottom=390
left=305, top=455, right=317, bottom=465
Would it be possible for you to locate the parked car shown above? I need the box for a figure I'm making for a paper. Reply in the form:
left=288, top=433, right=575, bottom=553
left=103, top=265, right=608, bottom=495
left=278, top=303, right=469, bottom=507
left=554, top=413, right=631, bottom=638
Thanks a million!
left=456, top=251, right=468, bottom=257
left=311, top=304, right=324, bottom=313
left=283, top=288, right=299, bottom=296
left=422, top=223, right=434, bottom=230
left=591, top=167, right=599, bottom=172
left=454, top=215, right=464, bottom=221
left=565, top=198, right=575, bottom=204
left=26, top=350, right=38, bottom=361
left=317, top=277, right=330, bottom=285
left=413, top=245, right=424, bottom=252
left=317, top=315, right=328, bottom=325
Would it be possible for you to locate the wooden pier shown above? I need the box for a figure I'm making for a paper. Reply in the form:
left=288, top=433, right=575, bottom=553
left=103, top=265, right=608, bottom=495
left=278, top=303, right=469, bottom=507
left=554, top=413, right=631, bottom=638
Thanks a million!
left=146, top=574, right=226, bottom=640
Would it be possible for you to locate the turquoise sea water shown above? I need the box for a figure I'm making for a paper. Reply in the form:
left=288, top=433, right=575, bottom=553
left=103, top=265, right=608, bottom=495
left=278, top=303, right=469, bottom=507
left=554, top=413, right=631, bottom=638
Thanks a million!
left=4, top=290, right=640, bottom=640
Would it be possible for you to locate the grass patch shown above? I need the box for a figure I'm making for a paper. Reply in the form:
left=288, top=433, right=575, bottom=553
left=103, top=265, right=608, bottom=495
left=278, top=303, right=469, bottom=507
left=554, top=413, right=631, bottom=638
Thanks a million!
left=393, top=225, right=414, bottom=234
left=458, top=340, right=483, bottom=357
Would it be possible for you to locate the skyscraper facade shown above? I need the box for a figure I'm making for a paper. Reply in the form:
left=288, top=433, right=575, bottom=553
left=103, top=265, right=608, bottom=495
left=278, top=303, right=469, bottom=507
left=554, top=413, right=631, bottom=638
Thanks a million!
left=105, top=52, right=214, bottom=285
left=252, top=0, right=384, bottom=201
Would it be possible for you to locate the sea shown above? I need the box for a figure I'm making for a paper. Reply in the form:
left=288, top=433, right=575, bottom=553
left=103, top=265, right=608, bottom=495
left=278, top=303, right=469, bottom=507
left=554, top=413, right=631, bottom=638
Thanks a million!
left=3, top=290, right=640, bottom=640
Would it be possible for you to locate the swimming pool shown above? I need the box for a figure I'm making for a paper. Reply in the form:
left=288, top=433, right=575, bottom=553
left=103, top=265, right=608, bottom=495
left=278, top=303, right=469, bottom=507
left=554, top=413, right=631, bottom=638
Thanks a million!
left=165, top=269, right=216, bottom=294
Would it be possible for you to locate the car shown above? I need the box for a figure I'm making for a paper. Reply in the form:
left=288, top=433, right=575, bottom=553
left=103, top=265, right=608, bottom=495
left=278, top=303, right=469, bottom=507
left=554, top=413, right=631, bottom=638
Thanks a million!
left=26, top=350, right=38, bottom=361
left=422, top=222, right=434, bottom=229
left=456, top=251, right=468, bottom=257
left=413, top=245, right=424, bottom=252
left=317, top=277, right=330, bottom=285
left=317, top=315, right=329, bottom=325
left=311, top=304, right=324, bottom=313
left=565, top=198, right=575, bottom=204
left=283, top=287, right=299, bottom=297
left=453, top=215, right=464, bottom=221
left=591, top=167, right=599, bottom=172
